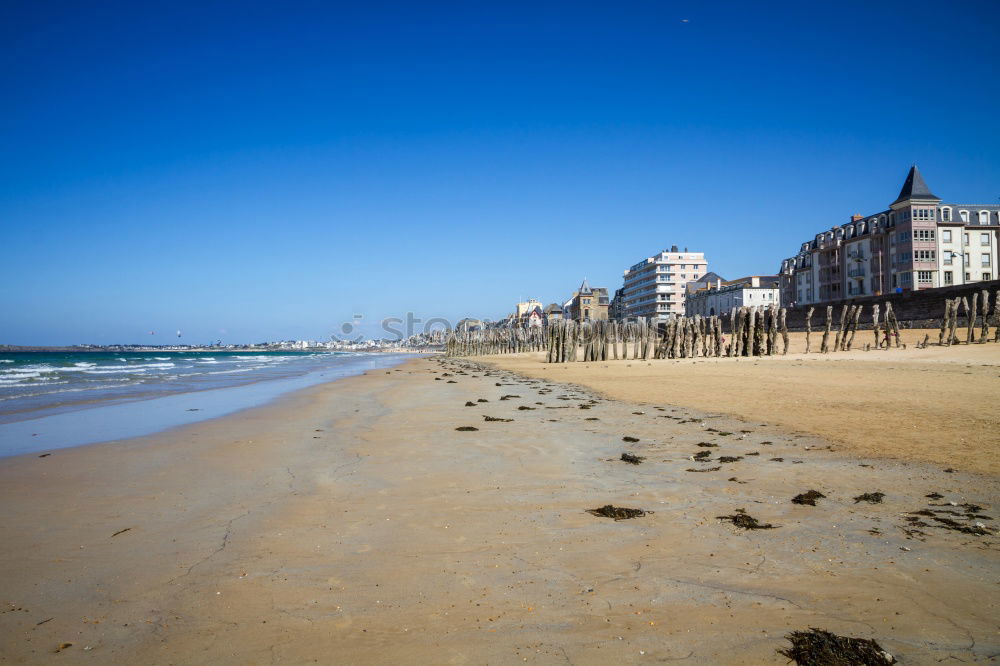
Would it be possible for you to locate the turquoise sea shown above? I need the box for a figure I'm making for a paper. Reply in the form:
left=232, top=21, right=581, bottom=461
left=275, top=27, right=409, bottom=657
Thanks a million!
left=0, top=350, right=411, bottom=456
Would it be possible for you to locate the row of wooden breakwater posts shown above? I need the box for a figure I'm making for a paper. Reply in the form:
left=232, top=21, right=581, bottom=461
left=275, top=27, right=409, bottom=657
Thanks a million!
left=444, top=290, right=1000, bottom=361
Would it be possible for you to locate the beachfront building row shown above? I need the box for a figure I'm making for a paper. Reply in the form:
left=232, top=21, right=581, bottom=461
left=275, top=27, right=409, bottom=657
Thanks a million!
left=779, top=166, right=1000, bottom=307
left=620, top=246, right=708, bottom=320
left=685, top=276, right=781, bottom=317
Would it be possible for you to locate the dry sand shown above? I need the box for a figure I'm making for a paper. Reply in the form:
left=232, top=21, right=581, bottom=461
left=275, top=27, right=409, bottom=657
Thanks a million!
left=0, top=355, right=997, bottom=664
left=480, top=329, right=1000, bottom=476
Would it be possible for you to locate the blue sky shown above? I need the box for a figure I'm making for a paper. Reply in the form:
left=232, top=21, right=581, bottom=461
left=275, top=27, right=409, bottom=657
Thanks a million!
left=2, top=0, right=999, bottom=344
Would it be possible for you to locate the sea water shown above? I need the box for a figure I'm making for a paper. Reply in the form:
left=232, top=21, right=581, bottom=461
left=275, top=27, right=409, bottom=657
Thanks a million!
left=0, top=350, right=412, bottom=457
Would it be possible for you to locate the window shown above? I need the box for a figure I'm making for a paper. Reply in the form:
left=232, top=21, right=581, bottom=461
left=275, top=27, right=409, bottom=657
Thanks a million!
left=966, top=273, right=971, bottom=281
left=983, top=254, right=992, bottom=267
left=985, top=273, right=992, bottom=281
left=964, top=233, right=970, bottom=245
left=982, top=233, right=991, bottom=246
left=965, top=253, right=970, bottom=266
left=917, top=271, right=933, bottom=283
left=980, top=211, right=990, bottom=225
left=941, top=207, right=951, bottom=222
left=942, top=230, right=952, bottom=243
left=943, top=271, right=953, bottom=285
left=960, top=210, right=969, bottom=223
left=914, top=229, right=935, bottom=241
left=914, top=208, right=934, bottom=221
left=915, top=250, right=935, bottom=261
left=944, top=253, right=953, bottom=265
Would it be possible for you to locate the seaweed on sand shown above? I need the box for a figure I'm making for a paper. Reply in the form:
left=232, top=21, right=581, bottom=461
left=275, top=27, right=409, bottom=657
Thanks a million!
left=483, top=416, right=513, bottom=422
left=717, top=509, right=777, bottom=530
left=854, top=492, right=885, bottom=504
left=697, top=442, right=718, bottom=448
left=586, top=505, right=648, bottom=520
left=718, top=456, right=743, bottom=463
left=499, top=394, right=520, bottom=400
left=622, top=436, right=640, bottom=442
left=620, top=452, right=645, bottom=465
left=464, top=401, right=476, bottom=407
left=692, top=450, right=712, bottom=460
left=792, top=490, right=826, bottom=506
left=455, top=426, right=479, bottom=431
left=686, top=466, right=721, bottom=473
left=778, top=627, right=896, bottom=665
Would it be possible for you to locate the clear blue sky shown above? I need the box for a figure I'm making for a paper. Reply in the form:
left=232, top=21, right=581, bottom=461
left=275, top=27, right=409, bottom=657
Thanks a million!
left=2, top=1, right=999, bottom=345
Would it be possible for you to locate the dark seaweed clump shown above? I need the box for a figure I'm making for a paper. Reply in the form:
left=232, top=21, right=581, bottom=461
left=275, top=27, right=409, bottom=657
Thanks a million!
left=697, top=442, right=718, bottom=448
left=778, top=628, right=896, bottom=665
left=587, top=505, right=648, bottom=520
left=622, top=436, right=639, bottom=442
left=686, top=466, right=721, bottom=473
left=620, top=452, right=645, bottom=465
left=854, top=492, right=885, bottom=504
left=792, top=490, right=826, bottom=506
left=718, top=456, right=743, bottom=463
left=455, top=426, right=479, bottom=432
left=717, top=509, right=777, bottom=530
left=692, top=450, right=712, bottom=461
left=483, top=416, right=513, bottom=422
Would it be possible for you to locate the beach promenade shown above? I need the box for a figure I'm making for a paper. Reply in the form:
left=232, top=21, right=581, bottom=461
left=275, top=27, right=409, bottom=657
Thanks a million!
left=0, top=351, right=997, bottom=663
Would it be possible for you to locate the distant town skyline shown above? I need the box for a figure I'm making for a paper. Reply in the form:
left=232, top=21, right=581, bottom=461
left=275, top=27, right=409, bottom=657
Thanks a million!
left=2, top=1, right=999, bottom=345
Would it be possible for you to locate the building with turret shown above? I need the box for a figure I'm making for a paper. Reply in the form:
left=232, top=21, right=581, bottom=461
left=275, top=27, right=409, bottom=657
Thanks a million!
left=779, top=166, right=1000, bottom=307
left=565, top=279, right=609, bottom=322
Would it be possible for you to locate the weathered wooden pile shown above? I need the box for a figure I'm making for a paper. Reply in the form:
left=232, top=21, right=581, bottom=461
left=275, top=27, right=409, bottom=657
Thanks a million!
left=443, top=292, right=999, bottom=359
left=937, top=288, right=998, bottom=346
left=444, top=325, right=547, bottom=356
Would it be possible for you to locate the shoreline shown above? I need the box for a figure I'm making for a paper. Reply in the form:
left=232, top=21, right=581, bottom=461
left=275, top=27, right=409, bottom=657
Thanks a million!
left=0, top=353, right=416, bottom=457
left=0, top=355, right=996, bottom=663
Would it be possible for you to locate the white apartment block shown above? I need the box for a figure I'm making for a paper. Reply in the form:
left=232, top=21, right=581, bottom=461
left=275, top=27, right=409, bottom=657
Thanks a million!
left=622, top=245, right=707, bottom=320
left=685, top=276, right=781, bottom=317
left=780, top=166, right=1000, bottom=306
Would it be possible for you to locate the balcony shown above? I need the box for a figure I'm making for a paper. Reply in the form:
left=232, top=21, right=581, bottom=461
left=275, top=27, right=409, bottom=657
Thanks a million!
left=847, top=267, right=866, bottom=279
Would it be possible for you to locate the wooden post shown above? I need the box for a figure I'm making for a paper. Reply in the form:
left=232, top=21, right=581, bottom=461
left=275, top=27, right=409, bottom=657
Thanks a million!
left=967, top=292, right=978, bottom=344
left=846, top=304, right=862, bottom=350
left=979, top=290, right=990, bottom=343
left=833, top=304, right=847, bottom=352
left=804, top=306, right=814, bottom=353
left=779, top=308, right=789, bottom=354
left=820, top=306, right=833, bottom=353
left=948, top=299, right=960, bottom=346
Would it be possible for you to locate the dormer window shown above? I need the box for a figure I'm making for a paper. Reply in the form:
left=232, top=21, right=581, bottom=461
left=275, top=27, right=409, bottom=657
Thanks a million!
left=980, top=211, right=990, bottom=225
left=941, top=207, right=951, bottom=222
left=960, top=210, right=969, bottom=223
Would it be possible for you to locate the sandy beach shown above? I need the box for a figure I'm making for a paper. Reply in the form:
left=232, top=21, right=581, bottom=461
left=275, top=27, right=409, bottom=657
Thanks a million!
left=481, top=328, right=1000, bottom=476
left=1, top=354, right=998, bottom=664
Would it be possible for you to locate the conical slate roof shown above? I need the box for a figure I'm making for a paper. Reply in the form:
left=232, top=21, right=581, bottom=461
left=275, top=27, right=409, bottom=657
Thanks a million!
left=892, top=165, right=939, bottom=205
left=578, top=278, right=593, bottom=295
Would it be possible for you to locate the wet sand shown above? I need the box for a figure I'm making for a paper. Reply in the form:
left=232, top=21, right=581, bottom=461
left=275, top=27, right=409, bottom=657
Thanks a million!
left=480, top=329, right=1000, bottom=476
left=0, top=356, right=997, bottom=664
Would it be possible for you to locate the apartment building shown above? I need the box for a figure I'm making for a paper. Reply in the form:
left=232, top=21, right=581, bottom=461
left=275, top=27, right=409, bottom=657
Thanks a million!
left=686, top=276, right=781, bottom=317
left=779, top=166, right=1000, bottom=307
left=621, top=245, right=708, bottom=320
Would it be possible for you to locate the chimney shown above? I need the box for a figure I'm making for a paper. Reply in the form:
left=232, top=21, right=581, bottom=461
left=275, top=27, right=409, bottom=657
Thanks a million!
left=684, top=247, right=688, bottom=252
left=851, top=214, right=863, bottom=222
left=670, top=244, right=678, bottom=252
